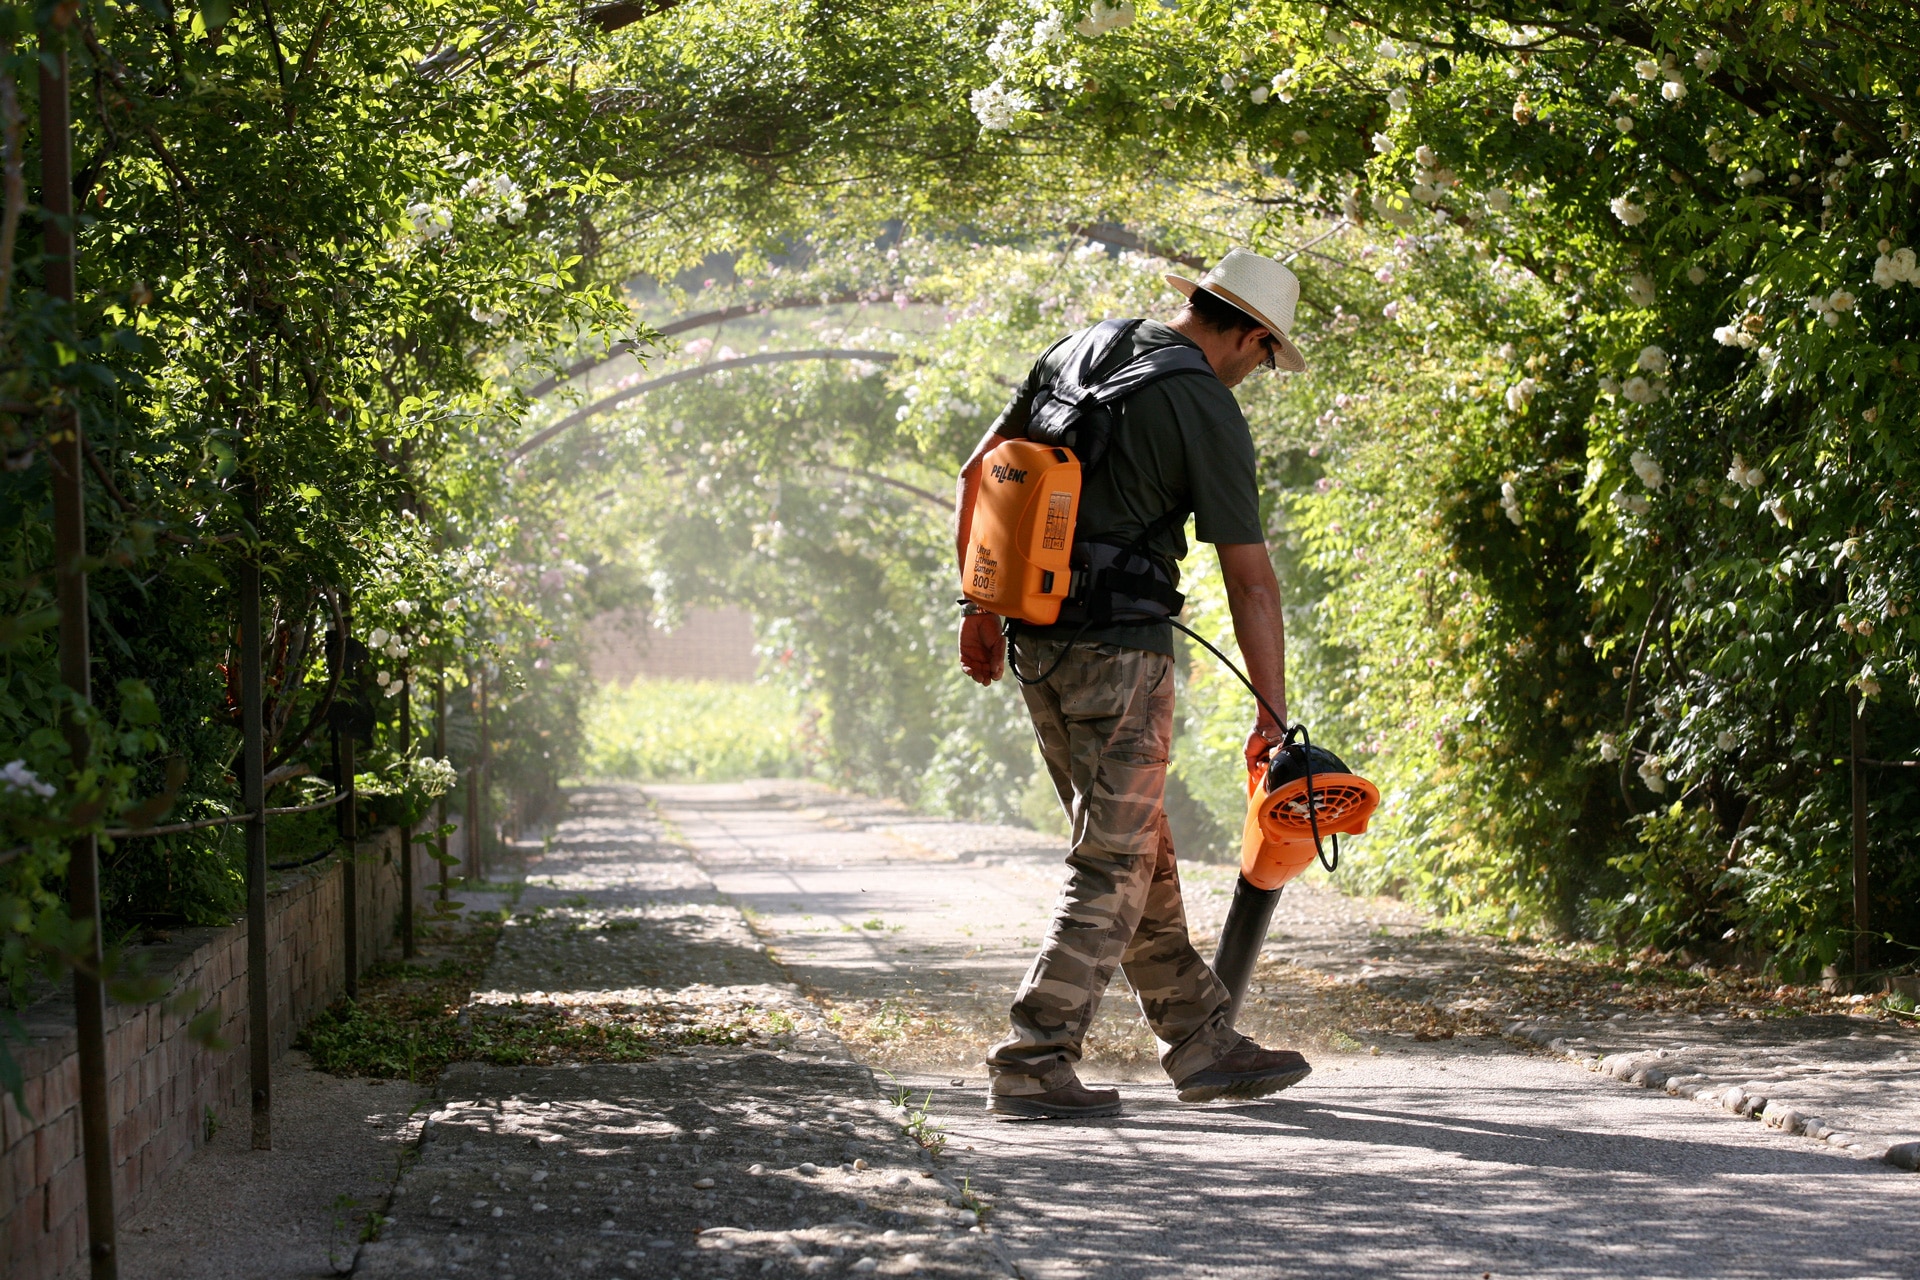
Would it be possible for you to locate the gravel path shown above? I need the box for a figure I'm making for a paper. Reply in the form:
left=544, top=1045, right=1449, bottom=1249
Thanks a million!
left=649, top=780, right=1920, bottom=1279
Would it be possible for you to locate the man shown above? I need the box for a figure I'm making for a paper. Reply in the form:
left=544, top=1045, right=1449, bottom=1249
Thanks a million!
left=954, top=249, right=1310, bottom=1120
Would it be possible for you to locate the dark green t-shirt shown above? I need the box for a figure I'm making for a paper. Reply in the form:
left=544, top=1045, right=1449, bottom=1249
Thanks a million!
left=986, top=319, right=1265, bottom=656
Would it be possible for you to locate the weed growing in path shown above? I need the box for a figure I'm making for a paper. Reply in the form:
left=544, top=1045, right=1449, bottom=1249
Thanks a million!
left=299, top=920, right=789, bottom=1079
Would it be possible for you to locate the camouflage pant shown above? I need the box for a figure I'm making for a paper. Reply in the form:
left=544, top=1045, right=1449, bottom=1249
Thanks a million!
left=986, top=640, right=1238, bottom=1095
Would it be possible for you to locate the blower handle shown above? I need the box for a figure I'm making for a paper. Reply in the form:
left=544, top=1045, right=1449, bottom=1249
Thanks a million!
left=1256, top=722, right=1340, bottom=875
left=1212, top=873, right=1284, bottom=1026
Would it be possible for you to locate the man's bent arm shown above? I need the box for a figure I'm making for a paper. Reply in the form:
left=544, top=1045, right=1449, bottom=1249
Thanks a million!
left=1216, top=541, right=1288, bottom=759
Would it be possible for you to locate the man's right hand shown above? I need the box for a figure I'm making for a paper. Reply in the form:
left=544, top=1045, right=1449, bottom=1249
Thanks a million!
left=959, top=612, right=1005, bottom=685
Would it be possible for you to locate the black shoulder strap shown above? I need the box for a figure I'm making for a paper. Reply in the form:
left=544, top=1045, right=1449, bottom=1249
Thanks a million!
left=1025, top=320, right=1218, bottom=468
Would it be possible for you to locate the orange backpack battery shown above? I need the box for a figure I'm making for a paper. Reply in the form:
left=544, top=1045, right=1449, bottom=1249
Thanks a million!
left=962, top=438, right=1083, bottom=626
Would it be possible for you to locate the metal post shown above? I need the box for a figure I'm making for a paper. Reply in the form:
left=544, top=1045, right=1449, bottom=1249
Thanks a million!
left=475, top=668, right=489, bottom=881
left=397, top=661, right=413, bottom=958
left=339, top=604, right=358, bottom=1000
left=433, top=676, right=448, bottom=902
left=1850, top=691, right=1871, bottom=983
left=42, top=20, right=119, bottom=1274
left=238, top=558, right=270, bottom=1151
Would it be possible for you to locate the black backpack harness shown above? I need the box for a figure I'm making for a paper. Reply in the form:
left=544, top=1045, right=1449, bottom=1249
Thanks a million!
left=1007, top=318, right=1218, bottom=680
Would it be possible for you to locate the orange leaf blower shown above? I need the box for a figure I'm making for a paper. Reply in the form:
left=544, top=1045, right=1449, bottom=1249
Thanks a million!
left=1213, top=729, right=1380, bottom=1023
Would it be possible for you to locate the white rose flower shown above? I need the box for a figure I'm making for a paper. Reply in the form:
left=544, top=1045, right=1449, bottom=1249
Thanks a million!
left=1636, top=345, right=1669, bottom=375
left=1873, top=254, right=1902, bottom=289
left=1634, top=59, right=1660, bottom=80
left=1716, top=730, right=1738, bottom=751
left=1894, top=247, right=1919, bottom=282
left=1610, top=196, right=1647, bottom=225
left=1500, top=480, right=1522, bottom=525
left=1220, top=72, right=1237, bottom=92
left=970, top=81, right=1034, bottom=131
left=1292, top=129, right=1310, bottom=145
left=1707, top=141, right=1729, bottom=163
left=1388, top=86, right=1409, bottom=111
left=1414, top=144, right=1437, bottom=167
left=1763, top=497, right=1789, bottom=526
left=1687, top=265, right=1708, bottom=285
left=1411, top=182, right=1439, bottom=205
left=1598, top=374, right=1620, bottom=396
left=1630, top=449, right=1664, bottom=489
left=1250, top=85, right=1270, bottom=104
left=1661, top=80, right=1686, bottom=101
left=1372, top=131, right=1394, bottom=153
left=1615, top=115, right=1635, bottom=134
left=1499, top=342, right=1518, bottom=361
left=1485, top=188, right=1512, bottom=212
left=369, top=627, right=391, bottom=648
left=1612, top=490, right=1651, bottom=516
left=1073, top=0, right=1133, bottom=36
left=1694, top=49, right=1721, bottom=73
left=1625, top=273, right=1657, bottom=306
left=1637, top=757, right=1667, bottom=792
left=1505, top=377, right=1539, bottom=412
left=1713, top=324, right=1756, bottom=349
left=0, top=759, right=55, bottom=798
left=1828, top=288, right=1855, bottom=313
left=1734, top=167, right=1764, bottom=188
left=394, top=600, right=415, bottom=616
left=1621, top=375, right=1664, bottom=405
left=1598, top=734, right=1621, bottom=762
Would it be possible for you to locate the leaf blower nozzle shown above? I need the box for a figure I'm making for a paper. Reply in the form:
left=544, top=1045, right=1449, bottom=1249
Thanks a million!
left=1212, top=729, right=1380, bottom=1024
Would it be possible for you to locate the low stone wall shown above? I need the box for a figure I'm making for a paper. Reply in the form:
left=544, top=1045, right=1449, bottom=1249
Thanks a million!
left=1, top=824, right=437, bottom=1280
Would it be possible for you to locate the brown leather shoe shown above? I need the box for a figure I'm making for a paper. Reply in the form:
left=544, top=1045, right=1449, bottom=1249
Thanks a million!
left=1174, top=1039, right=1312, bottom=1103
left=987, top=1080, right=1123, bottom=1121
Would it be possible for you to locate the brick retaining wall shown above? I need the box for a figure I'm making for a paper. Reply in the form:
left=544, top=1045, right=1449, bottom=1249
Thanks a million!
left=1, top=824, right=438, bottom=1280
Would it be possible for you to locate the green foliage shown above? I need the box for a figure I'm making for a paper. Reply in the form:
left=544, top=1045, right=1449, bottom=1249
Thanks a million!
left=583, top=678, right=807, bottom=782
left=6, top=0, right=1919, bottom=1069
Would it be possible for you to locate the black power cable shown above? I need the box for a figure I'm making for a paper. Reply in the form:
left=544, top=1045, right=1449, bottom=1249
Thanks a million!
left=1005, top=608, right=1339, bottom=872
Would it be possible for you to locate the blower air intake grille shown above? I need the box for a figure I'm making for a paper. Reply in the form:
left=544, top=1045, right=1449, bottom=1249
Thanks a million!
left=1261, top=775, right=1379, bottom=836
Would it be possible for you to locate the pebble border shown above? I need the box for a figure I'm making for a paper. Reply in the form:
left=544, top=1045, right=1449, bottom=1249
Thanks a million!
left=1505, top=1021, right=1920, bottom=1173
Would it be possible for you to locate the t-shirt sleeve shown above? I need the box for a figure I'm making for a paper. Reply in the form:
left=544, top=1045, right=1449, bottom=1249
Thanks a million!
left=1176, top=380, right=1265, bottom=545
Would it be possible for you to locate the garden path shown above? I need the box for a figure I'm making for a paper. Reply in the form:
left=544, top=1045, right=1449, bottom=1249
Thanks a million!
left=649, top=779, right=1920, bottom=1279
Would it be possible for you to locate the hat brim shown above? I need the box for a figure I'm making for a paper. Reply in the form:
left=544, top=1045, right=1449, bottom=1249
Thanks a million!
left=1166, top=274, right=1307, bottom=372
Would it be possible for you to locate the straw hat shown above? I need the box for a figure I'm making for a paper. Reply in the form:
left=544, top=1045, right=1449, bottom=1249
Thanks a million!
left=1166, top=249, right=1306, bottom=372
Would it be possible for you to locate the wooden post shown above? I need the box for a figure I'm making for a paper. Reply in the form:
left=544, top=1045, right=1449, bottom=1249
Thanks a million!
left=41, top=15, right=119, bottom=1269
left=434, top=676, right=448, bottom=902
left=238, top=557, right=270, bottom=1150
left=1850, top=690, right=1871, bottom=983
left=397, top=660, right=414, bottom=958
left=339, top=603, right=358, bottom=1000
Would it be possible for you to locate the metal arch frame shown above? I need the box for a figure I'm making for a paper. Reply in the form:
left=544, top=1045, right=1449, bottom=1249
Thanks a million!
left=507, top=348, right=899, bottom=461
